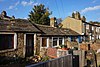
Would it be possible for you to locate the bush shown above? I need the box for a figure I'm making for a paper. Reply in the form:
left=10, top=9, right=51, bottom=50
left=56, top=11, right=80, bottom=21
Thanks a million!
left=41, top=56, right=49, bottom=62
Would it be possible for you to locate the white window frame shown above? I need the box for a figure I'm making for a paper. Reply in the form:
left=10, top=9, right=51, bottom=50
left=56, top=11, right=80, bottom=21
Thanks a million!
left=59, top=37, right=63, bottom=45
left=40, top=37, right=49, bottom=48
left=52, top=37, right=58, bottom=47
left=52, top=37, right=64, bottom=47
left=0, top=32, right=17, bottom=49
left=92, top=26, right=94, bottom=30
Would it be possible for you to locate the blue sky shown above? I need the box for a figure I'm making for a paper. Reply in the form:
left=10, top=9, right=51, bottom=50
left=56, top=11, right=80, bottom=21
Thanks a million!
left=0, top=0, right=100, bottom=22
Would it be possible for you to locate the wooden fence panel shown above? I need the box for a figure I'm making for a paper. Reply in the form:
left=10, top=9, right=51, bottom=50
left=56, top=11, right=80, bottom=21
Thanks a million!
left=26, top=55, right=72, bottom=67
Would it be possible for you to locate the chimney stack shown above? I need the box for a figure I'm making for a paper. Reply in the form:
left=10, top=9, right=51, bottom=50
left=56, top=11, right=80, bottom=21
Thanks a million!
left=50, top=17, right=57, bottom=27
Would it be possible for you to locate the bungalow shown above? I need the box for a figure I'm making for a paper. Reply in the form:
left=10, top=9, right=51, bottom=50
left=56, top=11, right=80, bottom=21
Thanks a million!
left=0, top=19, right=81, bottom=58
left=0, top=11, right=82, bottom=58
left=33, top=24, right=82, bottom=56
left=0, top=19, right=41, bottom=58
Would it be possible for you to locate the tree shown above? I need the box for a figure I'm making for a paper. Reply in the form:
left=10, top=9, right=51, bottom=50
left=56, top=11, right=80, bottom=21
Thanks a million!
left=28, top=4, right=51, bottom=25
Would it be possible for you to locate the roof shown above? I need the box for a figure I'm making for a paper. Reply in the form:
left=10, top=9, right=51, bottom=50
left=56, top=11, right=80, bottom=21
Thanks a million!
left=0, top=19, right=40, bottom=32
left=61, top=28, right=80, bottom=35
left=34, top=24, right=80, bottom=36
left=0, top=19, right=80, bottom=36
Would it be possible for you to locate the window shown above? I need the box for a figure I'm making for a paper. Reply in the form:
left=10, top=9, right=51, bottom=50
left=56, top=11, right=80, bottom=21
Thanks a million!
left=42, top=38, right=47, bottom=47
left=53, top=38, right=57, bottom=46
left=59, top=38, right=63, bottom=45
left=71, top=37, right=77, bottom=42
left=0, top=34, right=14, bottom=50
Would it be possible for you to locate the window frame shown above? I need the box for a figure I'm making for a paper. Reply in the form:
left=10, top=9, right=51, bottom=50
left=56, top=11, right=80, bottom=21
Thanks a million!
left=40, top=37, right=49, bottom=48
left=41, top=37, right=47, bottom=47
left=0, top=32, right=17, bottom=50
left=59, top=37, right=63, bottom=45
left=52, top=37, right=64, bottom=47
left=52, top=37, right=58, bottom=47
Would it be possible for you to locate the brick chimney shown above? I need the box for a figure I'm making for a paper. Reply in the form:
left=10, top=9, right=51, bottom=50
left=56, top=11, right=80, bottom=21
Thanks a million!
left=50, top=17, right=57, bottom=27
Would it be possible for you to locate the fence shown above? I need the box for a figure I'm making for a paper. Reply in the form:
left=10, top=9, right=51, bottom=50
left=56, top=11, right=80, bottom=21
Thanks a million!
left=26, top=55, right=72, bottom=67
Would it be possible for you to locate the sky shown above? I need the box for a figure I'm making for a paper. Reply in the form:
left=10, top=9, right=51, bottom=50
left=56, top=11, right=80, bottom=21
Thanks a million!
left=0, top=0, right=100, bottom=22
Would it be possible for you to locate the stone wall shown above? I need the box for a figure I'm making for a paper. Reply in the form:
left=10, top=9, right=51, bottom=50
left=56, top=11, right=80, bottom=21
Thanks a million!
left=17, top=33, right=24, bottom=58
left=36, top=36, right=41, bottom=55
left=0, top=33, right=24, bottom=58
left=39, top=37, right=52, bottom=57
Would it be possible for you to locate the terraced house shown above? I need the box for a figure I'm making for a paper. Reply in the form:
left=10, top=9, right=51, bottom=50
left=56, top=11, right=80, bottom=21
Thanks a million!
left=61, top=11, right=100, bottom=42
left=0, top=11, right=82, bottom=58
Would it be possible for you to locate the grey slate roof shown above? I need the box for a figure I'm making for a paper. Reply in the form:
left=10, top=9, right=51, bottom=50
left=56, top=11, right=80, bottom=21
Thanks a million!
left=0, top=19, right=80, bottom=36
left=61, top=28, right=81, bottom=36
left=0, top=19, right=40, bottom=32
left=34, top=24, right=80, bottom=36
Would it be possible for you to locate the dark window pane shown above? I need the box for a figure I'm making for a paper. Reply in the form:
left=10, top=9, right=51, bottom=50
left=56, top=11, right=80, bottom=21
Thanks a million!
left=42, top=38, right=47, bottom=47
left=0, top=34, right=14, bottom=50
left=53, top=38, right=57, bottom=46
left=59, top=38, right=62, bottom=45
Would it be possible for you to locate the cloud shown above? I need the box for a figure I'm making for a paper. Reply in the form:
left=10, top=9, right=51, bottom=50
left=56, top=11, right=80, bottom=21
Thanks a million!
left=15, top=1, right=19, bottom=6
left=21, top=1, right=28, bottom=6
left=9, top=1, right=19, bottom=9
left=92, top=0, right=99, bottom=3
left=21, top=1, right=39, bottom=6
left=92, top=0, right=97, bottom=3
left=81, top=5, right=100, bottom=13
left=33, top=3, right=39, bottom=6
left=9, top=6, right=13, bottom=9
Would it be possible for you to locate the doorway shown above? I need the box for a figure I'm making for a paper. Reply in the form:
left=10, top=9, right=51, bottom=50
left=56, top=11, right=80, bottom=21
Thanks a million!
left=26, top=34, right=34, bottom=57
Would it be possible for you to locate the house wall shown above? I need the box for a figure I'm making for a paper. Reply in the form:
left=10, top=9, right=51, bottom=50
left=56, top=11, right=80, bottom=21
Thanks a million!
left=61, top=17, right=100, bottom=42
left=61, top=17, right=84, bottom=35
left=0, top=33, right=25, bottom=58
left=86, top=24, right=100, bottom=41
left=17, top=33, right=24, bottom=57
left=39, top=36, right=65, bottom=56
left=36, top=36, right=41, bottom=55
left=38, top=36, right=79, bottom=57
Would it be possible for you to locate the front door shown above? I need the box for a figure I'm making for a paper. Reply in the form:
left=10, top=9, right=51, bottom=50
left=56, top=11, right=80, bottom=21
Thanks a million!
left=26, top=34, right=34, bottom=57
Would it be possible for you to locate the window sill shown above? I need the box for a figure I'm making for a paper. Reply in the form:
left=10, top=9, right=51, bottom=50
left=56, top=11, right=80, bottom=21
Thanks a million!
left=0, top=49, right=16, bottom=53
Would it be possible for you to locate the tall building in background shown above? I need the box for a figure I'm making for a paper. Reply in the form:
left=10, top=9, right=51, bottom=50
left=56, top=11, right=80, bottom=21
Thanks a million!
left=61, top=11, right=100, bottom=42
